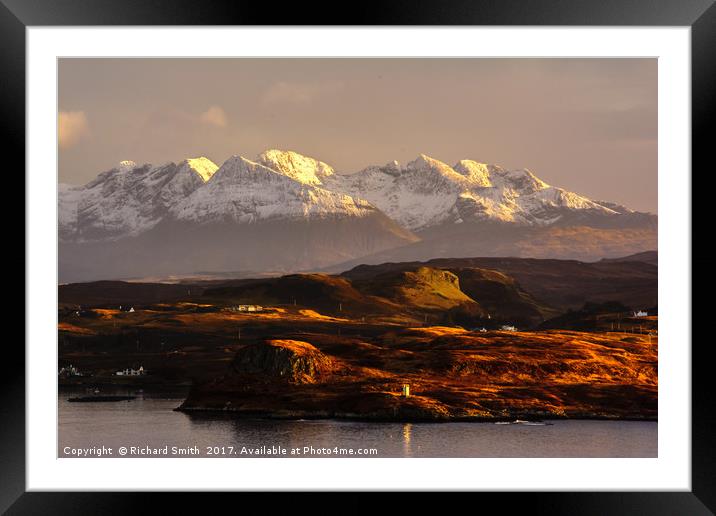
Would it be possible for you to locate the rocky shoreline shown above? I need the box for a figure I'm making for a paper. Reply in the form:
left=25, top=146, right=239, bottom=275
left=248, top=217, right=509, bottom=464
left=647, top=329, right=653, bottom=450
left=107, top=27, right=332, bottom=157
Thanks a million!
left=176, top=332, right=657, bottom=422
left=176, top=405, right=658, bottom=423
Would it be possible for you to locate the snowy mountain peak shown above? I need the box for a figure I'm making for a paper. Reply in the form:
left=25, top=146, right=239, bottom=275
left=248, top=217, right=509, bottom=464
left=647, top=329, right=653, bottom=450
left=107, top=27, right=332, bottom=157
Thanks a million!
left=257, top=149, right=335, bottom=186
left=367, top=160, right=403, bottom=177
left=349, top=160, right=402, bottom=178
left=401, top=154, right=470, bottom=194
left=499, top=168, right=550, bottom=193
left=453, top=160, right=495, bottom=187
left=407, top=154, right=467, bottom=182
left=171, top=154, right=375, bottom=225
left=207, top=154, right=270, bottom=184
left=408, top=153, right=444, bottom=170
left=117, top=160, right=137, bottom=172
left=59, top=158, right=220, bottom=243
left=209, top=155, right=282, bottom=184
left=183, top=157, right=218, bottom=182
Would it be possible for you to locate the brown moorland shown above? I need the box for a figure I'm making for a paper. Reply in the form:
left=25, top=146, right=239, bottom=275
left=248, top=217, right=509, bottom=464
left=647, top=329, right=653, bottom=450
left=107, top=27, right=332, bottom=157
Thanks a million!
left=179, top=325, right=657, bottom=421
left=58, top=255, right=657, bottom=421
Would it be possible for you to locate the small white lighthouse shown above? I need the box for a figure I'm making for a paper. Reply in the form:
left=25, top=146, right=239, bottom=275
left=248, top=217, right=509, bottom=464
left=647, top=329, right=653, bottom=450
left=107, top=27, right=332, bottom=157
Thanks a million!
left=402, top=384, right=410, bottom=398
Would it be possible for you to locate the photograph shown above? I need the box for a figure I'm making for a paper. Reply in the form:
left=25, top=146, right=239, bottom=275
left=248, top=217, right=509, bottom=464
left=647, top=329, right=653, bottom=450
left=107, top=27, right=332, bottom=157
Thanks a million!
left=56, top=57, right=659, bottom=459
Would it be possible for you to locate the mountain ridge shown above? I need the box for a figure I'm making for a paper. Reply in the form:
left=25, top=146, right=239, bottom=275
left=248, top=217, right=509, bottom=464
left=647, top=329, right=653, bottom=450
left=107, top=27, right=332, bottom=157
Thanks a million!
left=59, top=149, right=656, bottom=282
left=60, top=149, right=655, bottom=242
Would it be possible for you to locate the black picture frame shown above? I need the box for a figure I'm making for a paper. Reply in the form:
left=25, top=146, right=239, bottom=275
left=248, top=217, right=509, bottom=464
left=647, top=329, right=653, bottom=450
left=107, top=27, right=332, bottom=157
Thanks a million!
left=4, top=0, right=713, bottom=512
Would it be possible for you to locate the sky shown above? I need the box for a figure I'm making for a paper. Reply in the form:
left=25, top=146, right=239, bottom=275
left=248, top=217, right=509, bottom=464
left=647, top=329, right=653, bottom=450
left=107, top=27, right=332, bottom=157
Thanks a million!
left=58, top=58, right=657, bottom=213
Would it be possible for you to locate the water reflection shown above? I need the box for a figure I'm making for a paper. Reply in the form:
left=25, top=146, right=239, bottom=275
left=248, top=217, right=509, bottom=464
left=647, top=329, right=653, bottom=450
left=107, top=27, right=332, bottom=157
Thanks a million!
left=402, top=423, right=412, bottom=457
left=59, top=396, right=658, bottom=458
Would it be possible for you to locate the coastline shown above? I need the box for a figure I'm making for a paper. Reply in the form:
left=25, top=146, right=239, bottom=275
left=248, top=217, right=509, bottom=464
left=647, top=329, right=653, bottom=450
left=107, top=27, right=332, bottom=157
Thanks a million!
left=175, top=405, right=658, bottom=423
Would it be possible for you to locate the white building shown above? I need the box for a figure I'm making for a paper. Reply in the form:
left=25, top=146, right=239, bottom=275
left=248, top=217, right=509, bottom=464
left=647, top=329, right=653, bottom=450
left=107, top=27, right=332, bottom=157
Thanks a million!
left=500, top=325, right=517, bottom=332
left=58, top=364, right=82, bottom=377
left=226, top=305, right=264, bottom=313
left=633, top=310, right=648, bottom=317
left=401, top=384, right=410, bottom=398
left=115, top=366, right=145, bottom=376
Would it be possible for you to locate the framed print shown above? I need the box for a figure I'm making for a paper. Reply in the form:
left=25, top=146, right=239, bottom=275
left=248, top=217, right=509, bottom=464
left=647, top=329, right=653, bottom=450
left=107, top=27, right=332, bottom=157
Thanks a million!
left=5, top=0, right=714, bottom=512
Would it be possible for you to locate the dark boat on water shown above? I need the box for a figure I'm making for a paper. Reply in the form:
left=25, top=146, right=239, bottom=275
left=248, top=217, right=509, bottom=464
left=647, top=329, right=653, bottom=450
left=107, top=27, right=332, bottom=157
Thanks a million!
left=67, top=395, right=136, bottom=402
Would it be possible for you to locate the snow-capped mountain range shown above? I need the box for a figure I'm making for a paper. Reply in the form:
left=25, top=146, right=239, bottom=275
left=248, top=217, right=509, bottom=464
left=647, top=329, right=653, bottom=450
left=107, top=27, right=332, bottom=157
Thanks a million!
left=59, top=157, right=219, bottom=241
left=328, top=154, right=626, bottom=231
left=58, top=149, right=656, bottom=282
left=59, top=149, right=650, bottom=242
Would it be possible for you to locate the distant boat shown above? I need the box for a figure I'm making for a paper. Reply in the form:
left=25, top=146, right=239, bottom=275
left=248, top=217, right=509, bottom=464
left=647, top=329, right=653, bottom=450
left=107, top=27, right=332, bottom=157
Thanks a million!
left=67, top=395, right=136, bottom=402
left=495, top=419, right=549, bottom=426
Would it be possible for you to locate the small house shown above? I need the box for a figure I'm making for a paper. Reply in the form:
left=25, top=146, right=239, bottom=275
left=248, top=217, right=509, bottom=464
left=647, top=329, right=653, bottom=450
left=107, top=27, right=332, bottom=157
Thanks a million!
left=227, top=305, right=264, bottom=313
left=58, top=364, right=83, bottom=377
left=115, top=366, right=146, bottom=376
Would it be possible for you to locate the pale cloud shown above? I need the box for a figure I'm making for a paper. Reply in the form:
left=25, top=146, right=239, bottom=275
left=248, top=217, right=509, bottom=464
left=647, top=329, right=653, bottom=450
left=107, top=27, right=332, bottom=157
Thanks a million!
left=58, top=111, right=90, bottom=149
left=199, top=105, right=228, bottom=128
left=261, top=81, right=344, bottom=106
